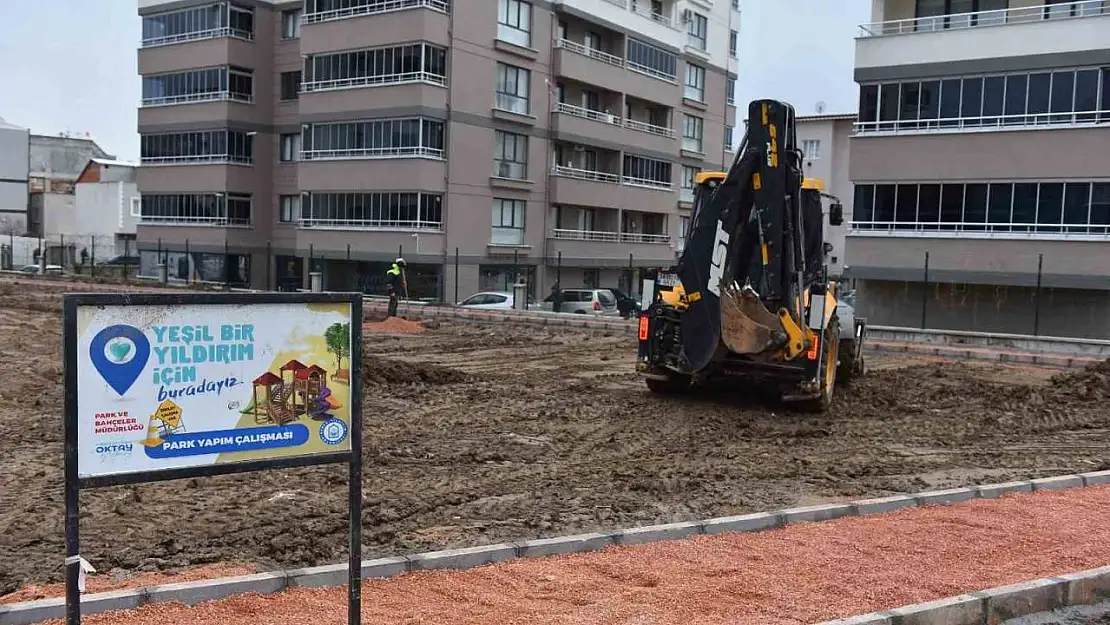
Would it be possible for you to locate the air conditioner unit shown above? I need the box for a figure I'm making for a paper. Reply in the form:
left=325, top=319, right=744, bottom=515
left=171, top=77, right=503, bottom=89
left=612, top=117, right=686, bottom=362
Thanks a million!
left=681, top=9, right=692, bottom=22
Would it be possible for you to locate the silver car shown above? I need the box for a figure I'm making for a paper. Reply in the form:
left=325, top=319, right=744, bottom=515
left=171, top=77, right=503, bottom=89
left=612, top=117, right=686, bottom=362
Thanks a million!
left=550, top=288, right=620, bottom=316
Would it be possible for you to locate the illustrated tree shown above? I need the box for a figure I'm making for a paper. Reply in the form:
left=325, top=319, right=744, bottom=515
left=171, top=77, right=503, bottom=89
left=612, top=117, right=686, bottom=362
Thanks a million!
left=324, top=322, right=351, bottom=372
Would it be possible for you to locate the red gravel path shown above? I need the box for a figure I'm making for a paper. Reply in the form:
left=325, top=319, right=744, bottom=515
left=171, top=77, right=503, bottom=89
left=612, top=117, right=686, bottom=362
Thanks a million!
left=38, top=484, right=1110, bottom=625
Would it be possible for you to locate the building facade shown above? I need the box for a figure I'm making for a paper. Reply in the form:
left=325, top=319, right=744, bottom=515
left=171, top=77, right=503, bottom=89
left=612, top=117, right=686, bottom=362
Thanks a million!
left=847, top=0, right=1110, bottom=339
left=134, top=0, right=740, bottom=297
left=796, top=113, right=855, bottom=278
left=0, top=118, right=30, bottom=236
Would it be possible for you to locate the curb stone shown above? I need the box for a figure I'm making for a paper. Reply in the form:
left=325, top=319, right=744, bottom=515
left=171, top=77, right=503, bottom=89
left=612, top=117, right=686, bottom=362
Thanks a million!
left=812, top=566, right=1110, bottom=625
left=3, top=474, right=1108, bottom=625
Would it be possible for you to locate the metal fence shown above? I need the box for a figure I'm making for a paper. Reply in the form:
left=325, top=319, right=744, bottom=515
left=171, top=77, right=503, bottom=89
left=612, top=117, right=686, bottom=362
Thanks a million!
left=0, top=233, right=136, bottom=278
left=846, top=251, right=1110, bottom=340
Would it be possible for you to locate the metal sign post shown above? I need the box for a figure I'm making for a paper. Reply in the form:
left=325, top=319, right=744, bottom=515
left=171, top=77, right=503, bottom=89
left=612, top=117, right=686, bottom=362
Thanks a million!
left=62, top=292, right=364, bottom=625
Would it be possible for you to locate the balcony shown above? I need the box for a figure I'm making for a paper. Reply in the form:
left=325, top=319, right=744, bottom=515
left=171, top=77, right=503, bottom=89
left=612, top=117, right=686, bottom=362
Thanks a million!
left=303, top=0, right=448, bottom=24
left=137, top=164, right=256, bottom=193
left=298, top=158, right=446, bottom=192
left=301, top=1, right=449, bottom=55
left=552, top=39, right=680, bottom=105
left=557, top=0, right=680, bottom=44
left=299, top=78, right=447, bottom=117
left=549, top=165, right=674, bottom=211
left=857, top=0, right=1110, bottom=73
left=138, top=36, right=255, bottom=76
left=551, top=102, right=677, bottom=153
left=546, top=228, right=675, bottom=263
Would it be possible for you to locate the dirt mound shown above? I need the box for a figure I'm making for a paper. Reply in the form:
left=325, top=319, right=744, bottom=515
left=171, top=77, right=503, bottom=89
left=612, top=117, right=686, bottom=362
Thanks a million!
left=1048, top=358, right=1110, bottom=401
left=364, top=317, right=426, bottom=335
left=362, top=355, right=470, bottom=385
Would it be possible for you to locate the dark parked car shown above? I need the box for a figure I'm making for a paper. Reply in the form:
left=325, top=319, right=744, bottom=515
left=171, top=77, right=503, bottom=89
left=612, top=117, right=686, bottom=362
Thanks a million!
left=604, top=288, right=640, bottom=318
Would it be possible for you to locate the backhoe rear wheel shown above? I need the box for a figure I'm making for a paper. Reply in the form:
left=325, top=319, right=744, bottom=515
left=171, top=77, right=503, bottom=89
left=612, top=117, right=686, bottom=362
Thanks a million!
left=802, top=316, right=840, bottom=413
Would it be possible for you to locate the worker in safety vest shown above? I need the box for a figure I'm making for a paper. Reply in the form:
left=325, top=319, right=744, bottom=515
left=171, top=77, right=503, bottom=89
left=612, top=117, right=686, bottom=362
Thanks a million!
left=386, top=258, right=407, bottom=317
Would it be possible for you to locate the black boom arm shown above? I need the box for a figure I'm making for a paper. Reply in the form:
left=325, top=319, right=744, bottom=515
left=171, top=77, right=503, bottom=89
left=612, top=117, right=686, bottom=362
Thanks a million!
left=674, top=99, right=805, bottom=370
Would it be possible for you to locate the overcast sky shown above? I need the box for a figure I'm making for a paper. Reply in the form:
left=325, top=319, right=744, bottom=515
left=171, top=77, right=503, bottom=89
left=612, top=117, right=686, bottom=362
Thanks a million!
left=0, top=0, right=869, bottom=161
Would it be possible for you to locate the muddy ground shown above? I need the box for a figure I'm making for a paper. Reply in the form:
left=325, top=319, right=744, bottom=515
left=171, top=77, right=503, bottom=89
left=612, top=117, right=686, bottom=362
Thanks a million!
left=1, top=283, right=1109, bottom=596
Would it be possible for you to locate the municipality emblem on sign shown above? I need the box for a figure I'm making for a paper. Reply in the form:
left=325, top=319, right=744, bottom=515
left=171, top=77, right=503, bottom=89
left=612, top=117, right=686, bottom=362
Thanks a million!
left=89, top=325, right=151, bottom=396
left=320, top=418, right=348, bottom=446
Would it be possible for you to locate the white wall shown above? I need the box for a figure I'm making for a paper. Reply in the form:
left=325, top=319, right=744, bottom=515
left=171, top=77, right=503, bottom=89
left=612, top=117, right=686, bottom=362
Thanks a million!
left=72, top=181, right=140, bottom=239
left=797, top=116, right=855, bottom=276
left=678, top=0, right=734, bottom=72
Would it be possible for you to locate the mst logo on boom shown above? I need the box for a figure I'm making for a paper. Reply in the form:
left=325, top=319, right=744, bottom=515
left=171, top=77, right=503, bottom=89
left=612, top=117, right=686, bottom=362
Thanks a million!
left=707, top=220, right=730, bottom=297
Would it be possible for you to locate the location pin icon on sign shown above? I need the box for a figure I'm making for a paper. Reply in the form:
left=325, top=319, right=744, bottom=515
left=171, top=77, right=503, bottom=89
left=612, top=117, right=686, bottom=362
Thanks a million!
left=89, top=325, right=151, bottom=396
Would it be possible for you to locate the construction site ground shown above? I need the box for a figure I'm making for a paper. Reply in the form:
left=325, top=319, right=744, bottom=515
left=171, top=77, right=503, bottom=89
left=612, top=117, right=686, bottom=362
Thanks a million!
left=2, top=279, right=1110, bottom=600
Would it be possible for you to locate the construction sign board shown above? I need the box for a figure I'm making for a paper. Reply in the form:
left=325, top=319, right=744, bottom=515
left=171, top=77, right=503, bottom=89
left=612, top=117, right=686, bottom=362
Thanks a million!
left=62, top=292, right=365, bottom=625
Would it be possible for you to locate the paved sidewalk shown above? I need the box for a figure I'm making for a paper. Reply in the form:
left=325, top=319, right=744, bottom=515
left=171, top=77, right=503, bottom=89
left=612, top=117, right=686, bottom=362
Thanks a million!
left=43, top=484, right=1110, bottom=625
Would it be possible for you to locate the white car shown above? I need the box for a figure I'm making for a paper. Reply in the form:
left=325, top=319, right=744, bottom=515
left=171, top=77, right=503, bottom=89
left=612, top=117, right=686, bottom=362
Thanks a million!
left=457, top=291, right=519, bottom=310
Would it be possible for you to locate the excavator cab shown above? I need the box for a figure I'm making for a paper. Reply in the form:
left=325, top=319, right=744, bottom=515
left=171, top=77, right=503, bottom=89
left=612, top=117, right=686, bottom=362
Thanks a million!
left=636, top=99, right=867, bottom=412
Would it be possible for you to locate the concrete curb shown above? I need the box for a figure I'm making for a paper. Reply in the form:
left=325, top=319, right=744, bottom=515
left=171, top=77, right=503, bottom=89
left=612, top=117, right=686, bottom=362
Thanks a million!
left=812, top=566, right=1110, bottom=625
left=3, top=470, right=1109, bottom=625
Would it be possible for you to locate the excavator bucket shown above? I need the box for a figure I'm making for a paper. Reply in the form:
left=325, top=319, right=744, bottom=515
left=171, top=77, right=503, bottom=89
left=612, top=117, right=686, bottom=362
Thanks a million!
left=719, top=285, right=783, bottom=355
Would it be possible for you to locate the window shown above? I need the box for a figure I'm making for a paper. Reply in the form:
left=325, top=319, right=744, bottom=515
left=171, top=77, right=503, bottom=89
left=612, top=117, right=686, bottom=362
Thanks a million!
left=141, top=2, right=254, bottom=47
left=130, top=197, right=142, bottom=218
left=280, top=133, right=300, bottom=162
left=140, top=130, right=254, bottom=165
left=492, top=198, right=526, bottom=245
left=729, top=30, right=738, bottom=57
left=495, top=62, right=530, bottom=114
left=141, top=66, right=253, bottom=106
left=801, top=139, right=821, bottom=160
left=302, top=192, right=443, bottom=229
left=914, top=0, right=1007, bottom=31
left=281, top=8, right=301, bottom=39
left=678, top=216, right=690, bottom=250
left=858, top=67, right=1110, bottom=132
left=497, top=0, right=531, bottom=47
left=494, top=130, right=528, bottom=179
left=139, top=193, right=251, bottom=226
left=280, top=71, right=301, bottom=101
left=279, top=195, right=301, bottom=223
left=682, top=114, right=703, bottom=153
left=303, top=42, right=448, bottom=91
left=681, top=165, right=701, bottom=203
left=727, top=77, right=736, bottom=105
left=684, top=63, right=705, bottom=102
left=302, top=118, right=445, bottom=159
left=687, top=12, right=707, bottom=50
left=725, top=125, right=734, bottom=149
left=623, top=155, right=672, bottom=188
left=852, top=180, right=1110, bottom=234
left=627, top=38, right=677, bottom=81
left=584, top=31, right=601, bottom=51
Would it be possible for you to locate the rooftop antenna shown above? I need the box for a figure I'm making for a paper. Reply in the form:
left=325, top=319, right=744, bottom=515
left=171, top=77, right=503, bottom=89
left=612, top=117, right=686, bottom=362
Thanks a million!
left=815, top=101, right=827, bottom=114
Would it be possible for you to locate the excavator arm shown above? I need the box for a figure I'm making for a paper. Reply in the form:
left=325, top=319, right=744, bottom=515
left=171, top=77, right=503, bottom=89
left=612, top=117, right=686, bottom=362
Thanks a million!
left=675, top=99, right=810, bottom=370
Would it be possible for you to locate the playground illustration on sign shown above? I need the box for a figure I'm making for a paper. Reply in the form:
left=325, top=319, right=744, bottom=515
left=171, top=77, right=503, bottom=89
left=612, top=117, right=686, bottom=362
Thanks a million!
left=74, top=301, right=355, bottom=478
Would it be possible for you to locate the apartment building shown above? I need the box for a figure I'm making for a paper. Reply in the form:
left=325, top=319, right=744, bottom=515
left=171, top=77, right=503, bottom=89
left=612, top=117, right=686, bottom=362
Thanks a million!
left=846, top=0, right=1110, bottom=339
left=134, top=0, right=739, bottom=297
